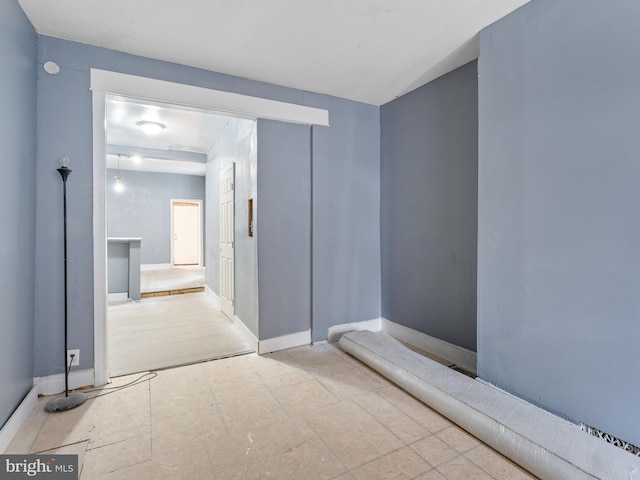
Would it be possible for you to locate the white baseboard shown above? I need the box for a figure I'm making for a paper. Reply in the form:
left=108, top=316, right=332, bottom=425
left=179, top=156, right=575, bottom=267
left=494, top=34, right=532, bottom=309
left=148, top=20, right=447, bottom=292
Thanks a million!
left=34, top=369, right=95, bottom=396
left=108, top=292, right=128, bottom=303
left=258, top=329, right=311, bottom=354
left=140, top=263, right=171, bottom=271
left=204, top=285, right=221, bottom=310
left=0, top=386, right=38, bottom=454
left=381, top=318, right=477, bottom=374
left=327, top=317, right=383, bottom=343
left=233, top=315, right=258, bottom=352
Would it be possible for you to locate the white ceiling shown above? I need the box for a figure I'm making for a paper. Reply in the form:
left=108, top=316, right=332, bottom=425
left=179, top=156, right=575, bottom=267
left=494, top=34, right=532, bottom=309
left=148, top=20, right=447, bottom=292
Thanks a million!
left=107, top=97, right=231, bottom=155
left=22, top=0, right=530, bottom=176
left=105, top=97, right=235, bottom=175
left=19, top=0, right=529, bottom=106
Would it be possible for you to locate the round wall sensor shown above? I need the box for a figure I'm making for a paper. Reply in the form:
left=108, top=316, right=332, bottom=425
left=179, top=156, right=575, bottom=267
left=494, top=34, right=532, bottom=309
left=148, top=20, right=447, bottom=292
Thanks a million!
left=43, top=61, right=60, bottom=75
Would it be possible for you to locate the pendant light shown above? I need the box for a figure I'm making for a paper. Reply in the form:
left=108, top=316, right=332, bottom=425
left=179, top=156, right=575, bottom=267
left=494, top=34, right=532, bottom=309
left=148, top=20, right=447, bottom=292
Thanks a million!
left=114, top=154, right=124, bottom=192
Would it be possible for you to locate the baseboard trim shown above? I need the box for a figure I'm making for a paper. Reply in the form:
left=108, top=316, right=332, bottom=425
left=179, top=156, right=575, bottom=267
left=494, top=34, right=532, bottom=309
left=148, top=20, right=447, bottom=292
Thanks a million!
left=34, top=369, right=95, bottom=396
left=381, top=318, right=477, bottom=374
left=140, top=263, right=171, bottom=271
left=327, top=318, right=383, bottom=343
left=108, top=292, right=128, bottom=303
left=0, top=386, right=38, bottom=454
left=233, top=315, right=258, bottom=353
left=204, top=285, right=221, bottom=310
left=258, top=330, right=311, bottom=354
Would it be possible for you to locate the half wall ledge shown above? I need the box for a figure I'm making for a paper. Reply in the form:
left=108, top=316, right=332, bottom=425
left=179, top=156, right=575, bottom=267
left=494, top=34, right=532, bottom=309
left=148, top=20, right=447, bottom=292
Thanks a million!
left=338, top=330, right=639, bottom=480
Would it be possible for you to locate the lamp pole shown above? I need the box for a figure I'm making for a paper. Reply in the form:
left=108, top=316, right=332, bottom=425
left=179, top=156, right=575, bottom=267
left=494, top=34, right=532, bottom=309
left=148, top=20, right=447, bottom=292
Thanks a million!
left=45, top=157, right=88, bottom=412
left=58, top=163, right=71, bottom=397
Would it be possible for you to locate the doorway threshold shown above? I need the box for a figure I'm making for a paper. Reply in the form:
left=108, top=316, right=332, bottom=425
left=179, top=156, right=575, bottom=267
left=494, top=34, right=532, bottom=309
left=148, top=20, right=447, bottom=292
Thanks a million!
left=141, top=286, right=204, bottom=298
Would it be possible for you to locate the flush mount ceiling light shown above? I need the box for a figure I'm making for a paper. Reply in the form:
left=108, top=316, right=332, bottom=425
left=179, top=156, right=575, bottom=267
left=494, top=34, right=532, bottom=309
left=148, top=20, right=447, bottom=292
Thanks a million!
left=136, top=120, right=166, bottom=135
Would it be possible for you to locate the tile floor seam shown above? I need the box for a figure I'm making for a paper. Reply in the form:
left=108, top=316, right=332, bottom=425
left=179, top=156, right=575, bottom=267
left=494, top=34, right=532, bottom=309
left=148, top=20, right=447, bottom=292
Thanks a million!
left=36, top=412, right=52, bottom=451
left=462, top=443, right=538, bottom=480
left=80, top=436, right=153, bottom=479
left=432, top=451, right=464, bottom=468
left=311, top=369, right=346, bottom=394
left=84, top=436, right=137, bottom=453
left=257, top=378, right=292, bottom=417
left=427, top=469, right=447, bottom=480
left=209, top=386, right=232, bottom=440
left=356, top=399, right=420, bottom=448
left=30, top=438, right=91, bottom=455
left=299, top=408, right=352, bottom=478
left=325, top=398, right=404, bottom=471
left=356, top=364, right=392, bottom=385
left=462, top=450, right=501, bottom=480
left=371, top=388, right=432, bottom=433
left=434, top=452, right=502, bottom=480
left=436, top=426, right=481, bottom=455
left=302, top=377, right=342, bottom=412
left=87, top=458, right=155, bottom=479
left=146, top=374, right=157, bottom=459
left=409, top=466, right=439, bottom=480
left=21, top=413, right=46, bottom=454
left=352, top=390, right=433, bottom=447
left=351, top=444, right=433, bottom=479
left=407, top=432, right=436, bottom=451
left=202, top=444, right=220, bottom=480
left=412, top=442, right=465, bottom=469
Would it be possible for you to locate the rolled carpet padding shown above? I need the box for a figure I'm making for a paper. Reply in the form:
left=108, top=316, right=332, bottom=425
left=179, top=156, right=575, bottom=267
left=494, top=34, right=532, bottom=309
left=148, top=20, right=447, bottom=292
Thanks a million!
left=339, top=330, right=639, bottom=480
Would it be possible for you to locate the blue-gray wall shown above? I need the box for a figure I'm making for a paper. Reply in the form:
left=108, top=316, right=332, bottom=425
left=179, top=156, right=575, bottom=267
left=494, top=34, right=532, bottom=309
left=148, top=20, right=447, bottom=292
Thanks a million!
left=0, top=0, right=37, bottom=427
left=478, top=0, right=640, bottom=446
left=34, top=35, right=381, bottom=376
left=312, top=100, right=381, bottom=342
left=206, top=119, right=258, bottom=335
left=380, top=61, right=478, bottom=352
left=106, top=169, right=205, bottom=265
left=257, top=120, right=312, bottom=339
left=35, top=40, right=94, bottom=377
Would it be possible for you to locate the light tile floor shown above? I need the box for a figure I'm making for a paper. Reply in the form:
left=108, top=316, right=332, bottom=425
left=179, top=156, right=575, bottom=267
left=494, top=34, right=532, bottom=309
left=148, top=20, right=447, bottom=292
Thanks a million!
left=7, top=343, right=539, bottom=480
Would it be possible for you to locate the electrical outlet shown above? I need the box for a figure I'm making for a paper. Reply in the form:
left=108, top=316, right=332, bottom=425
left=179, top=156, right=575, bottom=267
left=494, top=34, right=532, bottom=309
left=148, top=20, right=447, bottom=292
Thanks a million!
left=67, top=349, right=79, bottom=367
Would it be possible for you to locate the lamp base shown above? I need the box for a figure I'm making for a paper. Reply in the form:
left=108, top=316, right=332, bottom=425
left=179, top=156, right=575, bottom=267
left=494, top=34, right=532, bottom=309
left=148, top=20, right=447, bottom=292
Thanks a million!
left=45, top=392, right=88, bottom=413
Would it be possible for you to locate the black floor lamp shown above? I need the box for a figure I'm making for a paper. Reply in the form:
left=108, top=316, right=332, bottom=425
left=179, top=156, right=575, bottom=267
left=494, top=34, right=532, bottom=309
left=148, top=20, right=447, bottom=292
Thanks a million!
left=45, top=156, right=87, bottom=413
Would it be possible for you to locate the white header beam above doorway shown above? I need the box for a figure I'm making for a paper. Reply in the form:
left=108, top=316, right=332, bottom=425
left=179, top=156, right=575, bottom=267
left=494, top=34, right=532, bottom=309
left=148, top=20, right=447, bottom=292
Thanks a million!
left=90, top=69, right=330, bottom=127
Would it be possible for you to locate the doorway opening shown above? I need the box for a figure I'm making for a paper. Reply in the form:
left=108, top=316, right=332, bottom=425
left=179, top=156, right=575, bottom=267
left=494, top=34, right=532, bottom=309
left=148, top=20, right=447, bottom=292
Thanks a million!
left=92, top=69, right=329, bottom=385
left=171, top=199, right=202, bottom=267
left=104, top=96, right=253, bottom=377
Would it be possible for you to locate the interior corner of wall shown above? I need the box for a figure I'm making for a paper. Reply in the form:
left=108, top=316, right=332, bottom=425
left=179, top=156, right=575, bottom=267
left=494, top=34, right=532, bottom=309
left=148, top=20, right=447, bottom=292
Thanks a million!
left=327, top=318, right=383, bottom=343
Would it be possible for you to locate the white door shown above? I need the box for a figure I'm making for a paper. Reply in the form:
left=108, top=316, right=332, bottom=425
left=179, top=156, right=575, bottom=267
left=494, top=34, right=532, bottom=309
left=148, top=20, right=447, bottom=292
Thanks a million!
left=172, top=200, right=201, bottom=266
left=220, top=166, right=235, bottom=319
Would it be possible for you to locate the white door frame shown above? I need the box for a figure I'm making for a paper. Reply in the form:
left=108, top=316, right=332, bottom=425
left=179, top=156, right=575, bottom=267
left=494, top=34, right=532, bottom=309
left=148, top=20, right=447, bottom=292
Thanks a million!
left=92, top=69, right=329, bottom=386
left=170, top=199, right=203, bottom=267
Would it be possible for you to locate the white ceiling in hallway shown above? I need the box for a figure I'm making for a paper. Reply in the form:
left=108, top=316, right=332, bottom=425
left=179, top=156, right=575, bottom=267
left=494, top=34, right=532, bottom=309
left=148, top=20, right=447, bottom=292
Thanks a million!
left=105, top=97, right=233, bottom=175
left=19, top=0, right=529, bottom=106
left=106, top=97, right=232, bottom=154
